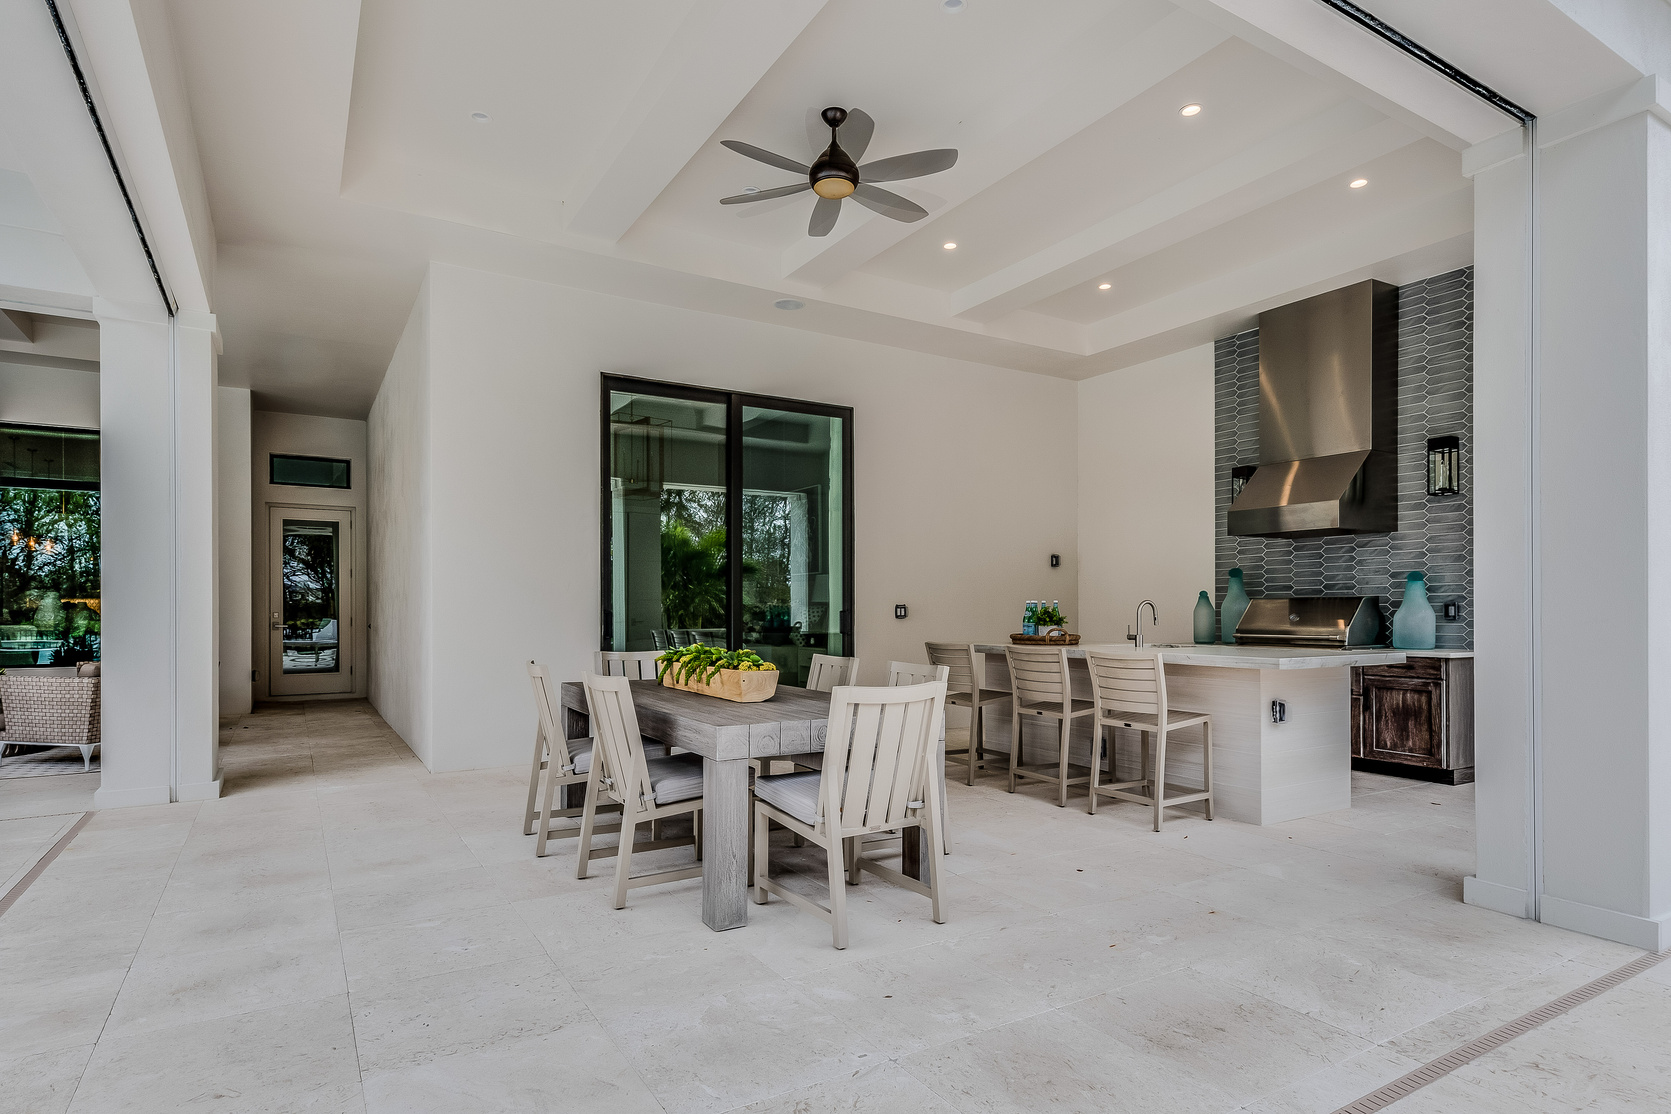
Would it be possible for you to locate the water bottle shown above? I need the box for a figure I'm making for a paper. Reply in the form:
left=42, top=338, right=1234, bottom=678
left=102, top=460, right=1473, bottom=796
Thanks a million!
left=1023, top=600, right=1037, bottom=636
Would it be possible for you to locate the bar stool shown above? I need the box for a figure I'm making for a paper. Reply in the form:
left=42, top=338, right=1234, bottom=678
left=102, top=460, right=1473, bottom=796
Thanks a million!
left=925, top=642, right=1011, bottom=785
left=1084, top=649, right=1214, bottom=831
left=1004, top=645, right=1096, bottom=806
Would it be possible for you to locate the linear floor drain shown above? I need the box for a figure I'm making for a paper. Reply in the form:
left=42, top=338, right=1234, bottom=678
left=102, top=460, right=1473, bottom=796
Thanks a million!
left=1331, top=948, right=1667, bottom=1113
left=0, top=811, right=91, bottom=920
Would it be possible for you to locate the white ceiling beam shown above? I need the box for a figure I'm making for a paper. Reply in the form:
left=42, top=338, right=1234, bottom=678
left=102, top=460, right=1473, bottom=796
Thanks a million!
left=563, top=0, right=832, bottom=243
left=951, top=101, right=1418, bottom=321
left=1169, top=0, right=1515, bottom=148
left=777, top=5, right=1230, bottom=287
left=1079, top=184, right=1472, bottom=363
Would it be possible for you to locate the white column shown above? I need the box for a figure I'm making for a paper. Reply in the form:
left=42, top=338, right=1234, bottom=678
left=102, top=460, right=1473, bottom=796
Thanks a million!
left=1467, top=84, right=1671, bottom=950
left=93, top=299, right=220, bottom=807
left=217, top=386, right=253, bottom=717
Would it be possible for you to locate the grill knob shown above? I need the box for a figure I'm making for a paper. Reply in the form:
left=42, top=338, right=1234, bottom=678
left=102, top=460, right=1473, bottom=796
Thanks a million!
left=1289, top=613, right=1300, bottom=622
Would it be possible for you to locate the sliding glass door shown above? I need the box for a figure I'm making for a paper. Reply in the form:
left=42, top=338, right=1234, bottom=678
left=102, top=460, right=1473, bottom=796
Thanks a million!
left=601, top=376, right=853, bottom=686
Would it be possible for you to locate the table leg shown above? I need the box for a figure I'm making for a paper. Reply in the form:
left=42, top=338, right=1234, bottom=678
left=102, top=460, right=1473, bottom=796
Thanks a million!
left=701, top=756, right=751, bottom=931
left=900, top=826, right=929, bottom=882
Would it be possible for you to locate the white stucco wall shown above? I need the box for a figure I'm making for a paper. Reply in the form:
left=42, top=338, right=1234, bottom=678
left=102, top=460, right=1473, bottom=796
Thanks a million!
left=0, top=360, right=99, bottom=428
left=1075, top=344, right=1216, bottom=647
left=368, top=279, right=432, bottom=765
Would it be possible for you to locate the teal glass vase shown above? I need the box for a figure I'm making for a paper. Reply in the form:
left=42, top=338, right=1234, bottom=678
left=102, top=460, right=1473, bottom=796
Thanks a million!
left=1193, top=591, right=1216, bottom=644
left=1391, top=572, right=1437, bottom=650
left=1221, top=568, right=1250, bottom=644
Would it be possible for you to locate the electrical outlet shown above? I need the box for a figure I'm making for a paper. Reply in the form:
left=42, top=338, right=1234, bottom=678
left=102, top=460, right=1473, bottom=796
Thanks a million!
left=1442, top=600, right=1460, bottom=621
left=1270, top=699, right=1287, bottom=724
left=1050, top=553, right=1060, bottom=568
left=894, top=604, right=908, bottom=619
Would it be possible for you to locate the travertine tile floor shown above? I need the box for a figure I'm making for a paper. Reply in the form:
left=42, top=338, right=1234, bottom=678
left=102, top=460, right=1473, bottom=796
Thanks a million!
left=0, top=699, right=1662, bottom=1113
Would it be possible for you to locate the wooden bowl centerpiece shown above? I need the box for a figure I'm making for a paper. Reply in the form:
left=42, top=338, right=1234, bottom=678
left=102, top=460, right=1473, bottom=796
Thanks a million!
left=657, top=646, right=779, bottom=703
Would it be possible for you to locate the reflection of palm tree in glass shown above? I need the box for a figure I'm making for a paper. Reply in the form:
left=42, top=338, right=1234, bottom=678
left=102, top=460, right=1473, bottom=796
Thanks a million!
left=660, top=523, right=727, bottom=629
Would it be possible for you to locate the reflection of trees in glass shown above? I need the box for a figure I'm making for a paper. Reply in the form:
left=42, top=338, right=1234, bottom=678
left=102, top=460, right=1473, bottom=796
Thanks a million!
left=282, top=528, right=337, bottom=635
left=659, top=522, right=726, bottom=628
left=743, top=494, right=790, bottom=621
left=0, top=488, right=100, bottom=663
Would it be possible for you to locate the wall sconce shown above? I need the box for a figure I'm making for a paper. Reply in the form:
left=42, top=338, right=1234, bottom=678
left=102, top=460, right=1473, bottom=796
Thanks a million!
left=1230, top=465, right=1257, bottom=501
left=1426, top=435, right=1460, bottom=496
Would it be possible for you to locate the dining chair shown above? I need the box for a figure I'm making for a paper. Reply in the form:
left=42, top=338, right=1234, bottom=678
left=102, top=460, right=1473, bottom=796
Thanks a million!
left=594, top=650, right=664, bottom=679
left=888, top=661, right=952, bottom=855
left=806, top=654, right=860, bottom=691
left=1004, top=644, right=1096, bottom=806
left=752, top=680, right=948, bottom=949
left=925, top=642, right=1012, bottom=785
left=575, top=672, right=706, bottom=906
left=1084, top=650, right=1214, bottom=831
left=651, top=630, right=670, bottom=650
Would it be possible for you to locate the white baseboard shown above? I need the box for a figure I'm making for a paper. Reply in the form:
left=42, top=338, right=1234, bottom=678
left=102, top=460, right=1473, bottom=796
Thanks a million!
left=177, top=778, right=223, bottom=802
left=1541, top=895, right=1671, bottom=952
left=92, top=784, right=172, bottom=809
left=1464, top=875, right=1530, bottom=918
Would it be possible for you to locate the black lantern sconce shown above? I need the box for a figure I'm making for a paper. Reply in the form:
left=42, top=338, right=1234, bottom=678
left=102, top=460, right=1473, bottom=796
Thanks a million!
left=1230, top=465, right=1257, bottom=500
left=1426, top=435, right=1461, bottom=496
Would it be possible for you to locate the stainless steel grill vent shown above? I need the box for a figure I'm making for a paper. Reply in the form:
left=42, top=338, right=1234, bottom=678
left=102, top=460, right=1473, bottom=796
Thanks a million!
left=1232, top=597, right=1382, bottom=648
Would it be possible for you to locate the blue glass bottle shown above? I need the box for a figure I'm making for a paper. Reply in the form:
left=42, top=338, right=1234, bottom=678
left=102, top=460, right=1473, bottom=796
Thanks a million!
left=1391, top=572, right=1437, bottom=650
left=1193, top=591, right=1216, bottom=644
left=1220, top=568, right=1250, bottom=644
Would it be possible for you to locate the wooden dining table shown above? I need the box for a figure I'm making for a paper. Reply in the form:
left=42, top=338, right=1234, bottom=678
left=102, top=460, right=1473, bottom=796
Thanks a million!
left=559, top=679, right=928, bottom=931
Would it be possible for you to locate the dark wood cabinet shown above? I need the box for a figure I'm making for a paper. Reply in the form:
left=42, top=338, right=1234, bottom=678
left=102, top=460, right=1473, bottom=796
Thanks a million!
left=1351, top=656, right=1474, bottom=784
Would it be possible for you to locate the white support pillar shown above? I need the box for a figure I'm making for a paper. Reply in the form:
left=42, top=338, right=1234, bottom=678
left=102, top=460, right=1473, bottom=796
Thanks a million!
left=1468, top=81, right=1671, bottom=950
left=93, top=299, right=220, bottom=807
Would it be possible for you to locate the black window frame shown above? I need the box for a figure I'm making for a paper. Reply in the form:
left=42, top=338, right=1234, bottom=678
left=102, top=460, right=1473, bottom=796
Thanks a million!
left=599, top=373, right=856, bottom=654
left=269, top=453, right=352, bottom=490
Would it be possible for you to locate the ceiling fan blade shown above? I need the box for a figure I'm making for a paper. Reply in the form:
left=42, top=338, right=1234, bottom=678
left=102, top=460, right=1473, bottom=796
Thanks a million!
left=721, top=139, right=811, bottom=175
left=840, top=108, right=875, bottom=162
left=858, top=148, right=958, bottom=183
left=720, top=182, right=812, bottom=205
left=808, top=196, right=842, bottom=237
left=851, top=183, right=928, bottom=222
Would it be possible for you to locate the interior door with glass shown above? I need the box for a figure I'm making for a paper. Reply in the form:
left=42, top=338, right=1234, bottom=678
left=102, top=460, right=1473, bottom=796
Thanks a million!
left=738, top=402, right=850, bottom=687
left=268, top=506, right=353, bottom=695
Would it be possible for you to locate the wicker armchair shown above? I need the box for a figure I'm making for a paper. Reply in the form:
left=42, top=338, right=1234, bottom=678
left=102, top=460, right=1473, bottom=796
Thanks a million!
left=0, top=672, right=101, bottom=770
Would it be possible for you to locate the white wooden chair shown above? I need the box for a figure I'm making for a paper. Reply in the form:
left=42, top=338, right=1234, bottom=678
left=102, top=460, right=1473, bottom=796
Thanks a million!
left=1084, top=650, right=1213, bottom=831
left=925, top=642, right=1012, bottom=785
left=594, top=649, right=664, bottom=679
left=888, top=661, right=952, bottom=855
left=806, top=653, right=860, bottom=691
left=1004, top=644, right=1097, bottom=806
left=752, top=680, right=948, bottom=949
left=575, top=672, right=706, bottom=906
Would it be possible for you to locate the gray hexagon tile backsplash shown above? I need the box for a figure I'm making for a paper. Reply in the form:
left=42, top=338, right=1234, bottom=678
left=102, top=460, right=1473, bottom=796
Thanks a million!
left=1214, top=267, right=1474, bottom=650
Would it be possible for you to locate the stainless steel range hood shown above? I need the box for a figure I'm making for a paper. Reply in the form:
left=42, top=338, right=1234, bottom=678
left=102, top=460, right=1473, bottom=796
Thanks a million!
left=1228, top=280, right=1398, bottom=538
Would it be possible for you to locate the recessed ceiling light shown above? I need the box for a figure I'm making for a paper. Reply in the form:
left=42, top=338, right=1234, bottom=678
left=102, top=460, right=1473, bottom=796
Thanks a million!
left=470, top=112, right=490, bottom=123
left=942, top=0, right=966, bottom=11
left=1349, top=178, right=1369, bottom=188
left=1098, top=283, right=1112, bottom=290
left=1180, top=103, right=1202, bottom=117
left=943, top=241, right=957, bottom=250
left=773, top=298, right=805, bottom=311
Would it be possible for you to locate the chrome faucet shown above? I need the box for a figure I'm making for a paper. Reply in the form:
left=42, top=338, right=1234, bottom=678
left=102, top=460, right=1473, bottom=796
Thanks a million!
left=1127, top=600, right=1159, bottom=648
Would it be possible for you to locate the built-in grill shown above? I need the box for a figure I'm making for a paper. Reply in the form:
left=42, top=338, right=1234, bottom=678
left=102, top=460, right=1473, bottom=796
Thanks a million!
left=1233, top=596, right=1382, bottom=648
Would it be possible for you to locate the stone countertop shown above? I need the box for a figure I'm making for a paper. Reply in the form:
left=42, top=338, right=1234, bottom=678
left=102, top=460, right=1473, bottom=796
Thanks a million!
left=973, top=641, right=1408, bottom=670
left=1397, top=649, right=1475, bottom=659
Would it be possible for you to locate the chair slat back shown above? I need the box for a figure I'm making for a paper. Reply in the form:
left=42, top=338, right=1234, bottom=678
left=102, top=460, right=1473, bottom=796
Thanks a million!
left=651, top=630, right=669, bottom=650
left=581, top=672, right=654, bottom=816
left=1004, top=645, right=1072, bottom=710
left=527, top=661, right=577, bottom=770
left=819, top=681, right=946, bottom=835
left=1083, top=650, right=1165, bottom=718
left=886, top=661, right=949, bottom=687
left=807, top=654, right=860, bottom=692
left=594, top=650, right=662, bottom=680
left=923, top=642, right=980, bottom=694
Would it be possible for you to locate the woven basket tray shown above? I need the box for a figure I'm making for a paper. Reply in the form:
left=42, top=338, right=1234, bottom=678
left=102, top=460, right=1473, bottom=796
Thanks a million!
left=1009, top=632, right=1080, bottom=645
left=661, top=668, right=779, bottom=703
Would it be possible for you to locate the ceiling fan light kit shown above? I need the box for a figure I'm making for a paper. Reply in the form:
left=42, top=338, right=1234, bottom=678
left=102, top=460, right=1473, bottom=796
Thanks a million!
left=720, top=106, right=958, bottom=237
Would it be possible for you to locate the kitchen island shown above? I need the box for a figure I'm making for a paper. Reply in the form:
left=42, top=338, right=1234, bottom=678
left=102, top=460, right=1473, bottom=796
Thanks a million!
left=971, top=642, right=1405, bottom=825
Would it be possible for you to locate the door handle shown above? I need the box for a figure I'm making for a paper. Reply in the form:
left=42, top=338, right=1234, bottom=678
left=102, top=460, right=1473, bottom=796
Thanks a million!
left=271, top=622, right=282, bottom=630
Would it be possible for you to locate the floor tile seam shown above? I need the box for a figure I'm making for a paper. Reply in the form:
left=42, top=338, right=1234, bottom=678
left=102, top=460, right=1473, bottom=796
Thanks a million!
left=0, top=812, right=86, bottom=910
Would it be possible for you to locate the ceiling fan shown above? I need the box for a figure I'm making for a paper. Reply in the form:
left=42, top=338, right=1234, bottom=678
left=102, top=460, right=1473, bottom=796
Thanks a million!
left=719, top=107, right=958, bottom=237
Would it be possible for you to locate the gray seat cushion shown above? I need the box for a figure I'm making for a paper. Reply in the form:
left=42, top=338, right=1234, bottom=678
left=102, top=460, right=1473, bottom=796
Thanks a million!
left=754, top=770, right=822, bottom=826
left=646, top=754, right=704, bottom=804
left=564, top=738, right=664, bottom=776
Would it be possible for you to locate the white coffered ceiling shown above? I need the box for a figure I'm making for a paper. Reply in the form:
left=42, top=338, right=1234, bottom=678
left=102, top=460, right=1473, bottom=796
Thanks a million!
left=154, top=0, right=1520, bottom=417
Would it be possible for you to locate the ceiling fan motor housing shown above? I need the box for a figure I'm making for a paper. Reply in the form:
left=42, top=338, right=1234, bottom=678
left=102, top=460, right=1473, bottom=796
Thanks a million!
left=811, top=106, right=858, bottom=198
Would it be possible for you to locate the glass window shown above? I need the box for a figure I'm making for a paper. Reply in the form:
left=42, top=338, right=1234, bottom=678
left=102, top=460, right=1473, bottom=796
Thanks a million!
left=271, top=454, right=350, bottom=489
left=0, top=425, right=100, bottom=667
left=280, top=520, right=341, bottom=674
